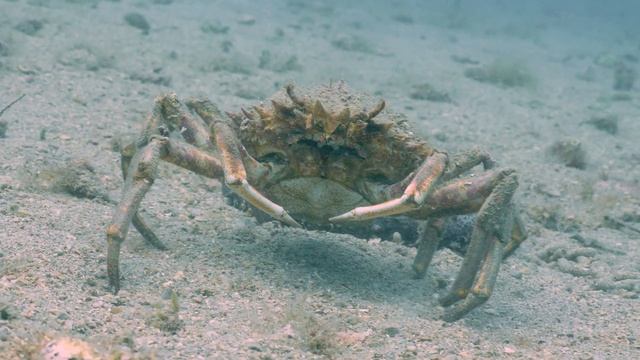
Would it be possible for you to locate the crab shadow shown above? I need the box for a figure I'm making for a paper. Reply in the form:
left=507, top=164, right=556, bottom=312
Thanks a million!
left=240, top=226, right=438, bottom=304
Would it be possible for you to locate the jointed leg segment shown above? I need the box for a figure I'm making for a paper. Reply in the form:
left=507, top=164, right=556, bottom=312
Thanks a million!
left=107, top=95, right=300, bottom=292
left=332, top=145, right=525, bottom=321
left=330, top=151, right=448, bottom=222
left=432, top=170, right=520, bottom=321
left=107, top=138, right=163, bottom=293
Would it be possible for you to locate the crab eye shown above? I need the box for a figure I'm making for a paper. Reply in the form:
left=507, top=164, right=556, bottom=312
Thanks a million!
left=258, top=152, right=288, bottom=165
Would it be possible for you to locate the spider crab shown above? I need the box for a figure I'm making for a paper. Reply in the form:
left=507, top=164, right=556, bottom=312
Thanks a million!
left=106, top=82, right=526, bottom=321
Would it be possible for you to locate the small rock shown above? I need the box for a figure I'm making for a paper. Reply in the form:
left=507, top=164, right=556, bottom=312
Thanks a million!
left=0, top=121, right=7, bottom=138
left=41, top=337, right=100, bottom=360
left=173, top=271, right=186, bottom=281
left=161, top=288, right=175, bottom=300
left=0, top=303, right=17, bottom=320
left=44, top=159, right=111, bottom=201
left=484, top=308, right=498, bottom=316
left=124, top=13, right=150, bottom=35
left=384, top=327, right=400, bottom=337
left=410, top=83, right=452, bottom=103
left=392, top=14, right=414, bottom=24
left=280, top=323, right=296, bottom=338
left=548, top=139, right=587, bottom=169
left=0, top=327, right=9, bottom=341
left=613, top=61, right=636, bottom=91
left=237, top=14, right=256, bottom=25
left=332, top=34, right=378, bottom=54
left=14, top=19, right=43, bottom=36
left=201, top=21, right=229, bottom=34
left=584, top=114, right=618, bottom=135
left=0, top=40, right=9, bottom=57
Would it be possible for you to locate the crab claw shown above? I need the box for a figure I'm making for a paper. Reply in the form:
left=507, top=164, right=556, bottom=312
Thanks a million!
left=330, top=152, right=448, bottom=223
left=329, top=195, right=416, bottom=223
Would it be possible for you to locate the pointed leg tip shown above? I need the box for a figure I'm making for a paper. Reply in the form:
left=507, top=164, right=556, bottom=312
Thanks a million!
left=412, top=265, right=428, bottom=279
left=329, top=211, right=353, bottom=223
left=328, top=216, right=342, bottom=223
left=438, top=292, right=460, bottom=308
left=286, top=220, right=302, bottom=228
left=441, top=309, right=464, bottom=323
left=108, top=280, right=120, bottom=294
left=282, top=214, right=302, bottom=228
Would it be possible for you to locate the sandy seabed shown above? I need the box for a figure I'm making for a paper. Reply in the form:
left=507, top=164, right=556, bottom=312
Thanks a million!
left=1, top=0, right=639, bottom=359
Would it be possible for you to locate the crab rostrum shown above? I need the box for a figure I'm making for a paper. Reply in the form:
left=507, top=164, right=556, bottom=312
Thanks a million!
left=106, top=82, right=527, bottom=321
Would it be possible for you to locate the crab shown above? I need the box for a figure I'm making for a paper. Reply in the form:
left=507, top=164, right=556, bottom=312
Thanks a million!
left=106, top=82, right=527, bottom=322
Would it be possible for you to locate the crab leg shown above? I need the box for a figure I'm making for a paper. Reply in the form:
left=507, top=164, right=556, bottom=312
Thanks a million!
left=160, top=94, right=214, bottom=150
left=107, top=138, right=163, bottom=293
left=441, top=147, right=496, bottom=181
left=212, top=119, right=301, bottom=228
left=187, top=98, right=271, bottom=182
left=438, top=171, right=519, bottom=321
left=412, top=218, right=446, bottom=278
left=443, top=236, right=505, bottom=322
left=119, top=143, right=167, bottom=250
left=416, top=169, right=527, bottom=259
left=119, top=95, right=218, bottom=248
left=503, top=211, right=527, bottom=257
left=330, top=152, right=448, bottom=222
left=108, top=136, right=225, bottom=292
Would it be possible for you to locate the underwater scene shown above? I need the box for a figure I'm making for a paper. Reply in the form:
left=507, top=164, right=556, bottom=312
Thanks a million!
left=0, top=0, right=639, bottom=358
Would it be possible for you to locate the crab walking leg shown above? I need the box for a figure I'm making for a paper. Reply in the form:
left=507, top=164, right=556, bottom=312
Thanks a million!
left=413, top=218, right=446, bottom=278
left=212, top=121, right=301, bottom=227
left=159, top=94, right=214, bottom=150
left=439, top=172, right=519, bottom=312
left=330, top=152, right=448, bottom=222
left=416, top=168, right=527, bottom=260
left=187, top=98, right=271, bottom=182
left=441, top=147, right=496, bottom=181
left=120, top=96, right=218, bottom=248
left=503, top=211, right=527, bottom=258
left=107, top=139, right=163, bottom=293
left=443, top=237, right=505, bottom=322
left=162, top=139, right=224, bottom=178
left=120, top=143, right=167, bottom=250
left=108, top=137, right=225, bottom=292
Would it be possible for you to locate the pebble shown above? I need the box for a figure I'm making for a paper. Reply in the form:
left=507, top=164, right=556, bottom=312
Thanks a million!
left=237, top=15, right=256, bottom=25
left=124, top=13, right=150, bottom=35
left=173, top=271, right=185, bottom=281
left=161, top=288, right=175, bottom=300
left=14, top=19, right=43, bottom=36
left=384, top=327, right=400, bottom=337
left=548, top=139, right=587, bottom=169
left=0, top=40, right=9, bottom=57
left=41, top=337, right=99, bottom=360
left=0, top=327, right=9, bottom=341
